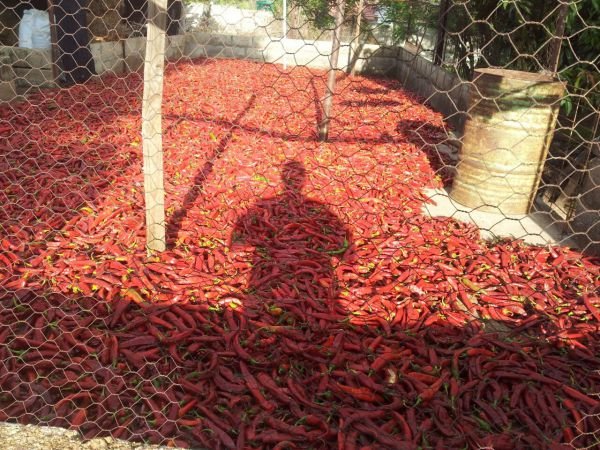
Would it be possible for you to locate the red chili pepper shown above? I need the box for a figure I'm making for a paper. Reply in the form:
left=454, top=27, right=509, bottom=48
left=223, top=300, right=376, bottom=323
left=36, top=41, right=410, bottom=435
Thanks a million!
left=255, top=431, right=298, bottom=444
left=203, top=417, right=236, bottom=449
left=256, top=372, right=293, bottom=404
left=419, top=373, right=448, bottom=403
left=371, top=349, right=412, bottom=372
left=562, top=397, right=586, bottom=433
left=561, top=385, right=599, bottom=407
left=120, top=335, right=159, bottom=349
left=240, top=361, right=276, bottom=412
left=54, top=392, right=94, bottom=414
left=190, top=425, right=216, bottom=448
left=582, top=295, right=600, bottom=322
left=336, top=383, right=382, bottom=403
left=406, top=371, right=439, bottom=384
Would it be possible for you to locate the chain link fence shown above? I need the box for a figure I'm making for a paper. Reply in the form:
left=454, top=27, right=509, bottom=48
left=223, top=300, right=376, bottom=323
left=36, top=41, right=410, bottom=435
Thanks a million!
left=0, top=0, right=599, bottom=449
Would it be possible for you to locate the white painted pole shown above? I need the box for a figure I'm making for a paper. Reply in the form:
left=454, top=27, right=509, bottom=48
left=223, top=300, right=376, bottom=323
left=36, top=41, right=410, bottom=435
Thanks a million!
left=283, top=0, right=287, bottom=69
left=142, top=0, right=168, bottom=253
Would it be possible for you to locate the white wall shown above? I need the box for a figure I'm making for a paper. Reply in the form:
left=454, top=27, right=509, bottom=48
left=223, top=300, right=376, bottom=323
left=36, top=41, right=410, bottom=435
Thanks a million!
left=184, top=4, right=282, bottom=37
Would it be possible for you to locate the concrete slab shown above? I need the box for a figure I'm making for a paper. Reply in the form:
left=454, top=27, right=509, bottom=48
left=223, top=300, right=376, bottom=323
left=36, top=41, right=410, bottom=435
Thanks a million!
left=124, top=37, right=146, bottom=72
left=13, top=67, right=56, bottom=88
left=422, top=187, right=575, bottom=248
left=90, top=41, right=125, bottom=75
left=0, top=421, right=181, bottom=450
left=166, top=35, right=188, bottom=61
left=4, top=46, right=52, bottom=69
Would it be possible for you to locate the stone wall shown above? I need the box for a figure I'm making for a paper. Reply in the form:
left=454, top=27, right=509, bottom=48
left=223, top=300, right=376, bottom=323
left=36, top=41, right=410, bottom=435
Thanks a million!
left=0, top=32, right=467, bottom=116
left=0, top=45, right=54, bottom=92
left=0, top=32, right=442, bottom=101
left=78, top=32, right=399, bottom=76
left=176, top=33, right=397, bottom=75
left=393, top=45, right=469, bottom=132
left=0, top=47, right=17, bottom=100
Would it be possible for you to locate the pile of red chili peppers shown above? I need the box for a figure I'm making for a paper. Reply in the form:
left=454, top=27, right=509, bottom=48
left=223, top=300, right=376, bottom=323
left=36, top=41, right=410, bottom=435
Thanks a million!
left=0, top=59, right=598, bottom=449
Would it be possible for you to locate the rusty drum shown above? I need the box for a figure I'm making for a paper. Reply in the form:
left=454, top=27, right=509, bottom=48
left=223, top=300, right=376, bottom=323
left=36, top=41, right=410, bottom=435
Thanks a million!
left=450, top=68, right=565, bottom=214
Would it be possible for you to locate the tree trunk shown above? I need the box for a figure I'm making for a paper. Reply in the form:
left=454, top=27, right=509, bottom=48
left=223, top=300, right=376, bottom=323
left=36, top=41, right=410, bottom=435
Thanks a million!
left=548, top=2, right=569, bottom=74
left=318, top=0, right=345, bottom=141
left=433, top=0, right=449, bottom=65
left=167, top=0, right=183, bottom=36
left=289, top=2, right=301, bottom=39
left=349, top=0, right=363, bottom=75
left=142, top=0, right=168, bottom=252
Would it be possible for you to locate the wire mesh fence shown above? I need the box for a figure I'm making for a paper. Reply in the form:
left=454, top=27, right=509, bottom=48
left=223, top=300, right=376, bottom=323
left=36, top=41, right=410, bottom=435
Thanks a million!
left=0, top=0, right=599, bottom=449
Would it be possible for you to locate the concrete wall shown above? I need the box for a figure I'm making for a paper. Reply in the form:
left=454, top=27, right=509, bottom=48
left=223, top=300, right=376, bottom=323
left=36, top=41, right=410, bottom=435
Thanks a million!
left=185, top=4, right=281, bottom=37
left=89, top=32, right=399, bottom=76
left=0, top=45, right=54, bottom=93
left=178, top=32, right=397, bottom=75
left=1, top=32, right=463, bottom=125
left=393, top=45, right=469, bottom=131
left=0, top=49, right=16, bottom=100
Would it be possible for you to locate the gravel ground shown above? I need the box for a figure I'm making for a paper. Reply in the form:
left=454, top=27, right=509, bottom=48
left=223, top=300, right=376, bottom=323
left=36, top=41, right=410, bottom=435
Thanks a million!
left=0, top=423, right=184, bottom=450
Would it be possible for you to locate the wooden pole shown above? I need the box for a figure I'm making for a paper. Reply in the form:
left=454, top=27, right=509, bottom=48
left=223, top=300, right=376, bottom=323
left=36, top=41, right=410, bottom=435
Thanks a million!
left=290, top=3, right=301, bottom=39
left=318, top=0, right=346, bottom=141
left=46, top=1, right=61, bottom=84
left=142, top=0, right=168, bottom=252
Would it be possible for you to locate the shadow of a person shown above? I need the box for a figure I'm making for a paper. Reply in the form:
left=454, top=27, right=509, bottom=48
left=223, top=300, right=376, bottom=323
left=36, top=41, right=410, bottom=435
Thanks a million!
left=231, top=160, right=352, bottom=322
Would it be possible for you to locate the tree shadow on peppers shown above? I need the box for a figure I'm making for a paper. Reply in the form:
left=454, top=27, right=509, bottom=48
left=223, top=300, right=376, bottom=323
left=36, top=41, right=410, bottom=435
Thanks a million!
left=397, top=118, right=458, bottom=187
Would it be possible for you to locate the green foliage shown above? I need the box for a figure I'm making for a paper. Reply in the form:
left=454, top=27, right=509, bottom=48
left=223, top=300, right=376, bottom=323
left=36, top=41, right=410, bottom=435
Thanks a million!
left=379, top=0, right=437, bottom=43
left=288, top=0, right=360, bottom=31
left=441, top=0, right=561, bottom=77
left=270, top=0, right=331, bottom=27
left=560, top=0, right=600, bottom=109
left=381, top=0, right=597, bottom=109
left=292, top=0, right=336, bottom=29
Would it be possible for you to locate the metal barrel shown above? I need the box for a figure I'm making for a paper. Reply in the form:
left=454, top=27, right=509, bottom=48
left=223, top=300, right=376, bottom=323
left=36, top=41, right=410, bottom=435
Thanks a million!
left=449, top=68, right=565, bottom=215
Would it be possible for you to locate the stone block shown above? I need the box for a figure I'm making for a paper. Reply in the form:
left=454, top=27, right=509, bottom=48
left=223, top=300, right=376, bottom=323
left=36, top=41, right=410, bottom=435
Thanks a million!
left=13, top=67, right=56, bottom=88
left=186, top=45, right=208, bottom=60
left=90, top=41, right=124, bottom=74
left=231, top=35, right=253, bottom=48
left=252, top=35, right=271, bottom=49
left=124, top=37, right=146, bottom=72
left=204, top=45, right=232, bottom=58
left=207, top=35, right=233, bottom=47
left=232, top=46, right=247, bottom=59
left=245, top=48, right=265, bottom=63
left=263, top=43, right=286, bottom=63
left=186, top=32, right=209, bottom=47
left=0, top=80, right=17, bottom=102
left=9, top=47, right=53, bottom=69
left=167, top=35, right=188, bottom=61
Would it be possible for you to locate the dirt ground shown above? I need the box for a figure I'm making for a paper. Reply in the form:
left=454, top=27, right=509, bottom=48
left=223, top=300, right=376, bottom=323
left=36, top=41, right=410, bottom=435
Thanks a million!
left=0, top=422, right=183, bottom=450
